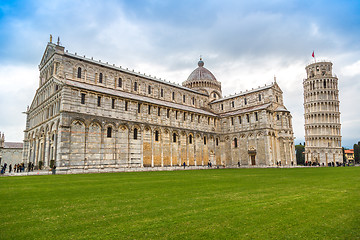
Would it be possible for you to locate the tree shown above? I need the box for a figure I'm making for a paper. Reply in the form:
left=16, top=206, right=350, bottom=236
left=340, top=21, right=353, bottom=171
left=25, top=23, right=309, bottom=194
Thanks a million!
left=342, top=147, right=346, bottom=163
left=354, top=144, right=360, bottom=164
left=295, top=144, right=305, bottom=165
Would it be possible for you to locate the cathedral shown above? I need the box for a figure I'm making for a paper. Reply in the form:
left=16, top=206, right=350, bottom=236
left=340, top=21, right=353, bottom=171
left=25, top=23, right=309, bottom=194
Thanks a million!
left=22, top=39, right=295, bottom=172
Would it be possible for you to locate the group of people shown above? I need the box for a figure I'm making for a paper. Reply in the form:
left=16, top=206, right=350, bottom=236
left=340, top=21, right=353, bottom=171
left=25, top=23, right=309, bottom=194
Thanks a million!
left=0, top=162, right=36, bottom=174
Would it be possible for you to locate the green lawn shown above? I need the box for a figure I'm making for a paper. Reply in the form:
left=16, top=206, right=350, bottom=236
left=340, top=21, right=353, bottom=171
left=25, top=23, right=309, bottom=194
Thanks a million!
left=1, top=167, right=359, bottom=240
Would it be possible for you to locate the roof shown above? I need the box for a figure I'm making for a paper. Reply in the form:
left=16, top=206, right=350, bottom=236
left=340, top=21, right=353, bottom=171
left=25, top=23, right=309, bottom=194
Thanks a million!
left=344, top=149, right=354, bottom=154
left=185, top=60, right=218, bottom=83
left=3, top=142, right=23, bottom=149
left=211, top=84, right=275, bottom=103
left=275, top=106, right=289, bottom=112
left=64, top=52, right=208, bottom=96
left=64, top=79, right=218, bottom=117
left=220, top=103, right=271, bottom=117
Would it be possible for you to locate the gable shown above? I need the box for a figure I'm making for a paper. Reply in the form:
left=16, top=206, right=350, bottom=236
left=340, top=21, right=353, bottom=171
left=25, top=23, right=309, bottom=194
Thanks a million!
left=272, top=82, right=283, bottom=93
left=28, top=77, right=63, bottom=112
left=39, top=44, right=57, bottom=69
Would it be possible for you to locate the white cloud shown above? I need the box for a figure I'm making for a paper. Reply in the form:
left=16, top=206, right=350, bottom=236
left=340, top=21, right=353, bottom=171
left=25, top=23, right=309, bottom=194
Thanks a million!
left=0, top=65, right=38, bottom=142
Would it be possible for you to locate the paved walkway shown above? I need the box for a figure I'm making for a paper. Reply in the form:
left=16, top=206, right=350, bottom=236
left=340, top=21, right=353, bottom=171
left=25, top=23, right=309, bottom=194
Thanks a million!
left=0, top=164, right=318, bottom=177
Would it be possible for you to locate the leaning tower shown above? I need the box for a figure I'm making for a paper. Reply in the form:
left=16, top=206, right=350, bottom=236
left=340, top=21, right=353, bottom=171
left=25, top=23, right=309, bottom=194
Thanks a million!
left=303, top=61, right=342, bottom=166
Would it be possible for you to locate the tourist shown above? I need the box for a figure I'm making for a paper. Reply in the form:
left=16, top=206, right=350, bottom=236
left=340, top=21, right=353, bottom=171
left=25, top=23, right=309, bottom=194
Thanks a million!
left=238, top=161, right=240, bottom=167
left=9, top=164, right=12, bottom=173
left=52, top=164, right=56, bottom=175
left=183, top=162, right=186, bottom=169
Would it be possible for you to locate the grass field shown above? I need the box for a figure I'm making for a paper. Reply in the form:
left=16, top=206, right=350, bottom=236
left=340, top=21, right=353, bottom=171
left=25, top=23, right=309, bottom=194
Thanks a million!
left=1, top=167, right=360, bottom=239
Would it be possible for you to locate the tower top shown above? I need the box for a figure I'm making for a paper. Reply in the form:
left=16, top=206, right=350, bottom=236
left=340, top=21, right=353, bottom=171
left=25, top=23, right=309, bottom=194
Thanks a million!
left=305, top=61, right=334, bottom=79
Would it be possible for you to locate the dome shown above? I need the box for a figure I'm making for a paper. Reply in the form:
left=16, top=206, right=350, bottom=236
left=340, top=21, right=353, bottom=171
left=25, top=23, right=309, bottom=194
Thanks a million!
left=182, top=58, right=222, bottom=99
left=186, top=59, right=217, bottom=82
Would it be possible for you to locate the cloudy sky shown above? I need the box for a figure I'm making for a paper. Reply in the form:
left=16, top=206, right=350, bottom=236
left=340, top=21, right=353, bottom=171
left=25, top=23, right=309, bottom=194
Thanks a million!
left=0, top=0, right=359, bottom=147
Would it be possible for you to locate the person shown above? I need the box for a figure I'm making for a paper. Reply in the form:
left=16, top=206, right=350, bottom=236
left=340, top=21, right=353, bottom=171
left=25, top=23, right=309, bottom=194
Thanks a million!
left=9, top=164, right=12, bottom=173
left=238, top=161, right=240, bottom=167
left=291, top=161, right=293, bottom=166
left=210, top=162, right=212, bottom=168
left=52, top=164, right=56, bottom=175
left=183, top=162, right=186, bottom=169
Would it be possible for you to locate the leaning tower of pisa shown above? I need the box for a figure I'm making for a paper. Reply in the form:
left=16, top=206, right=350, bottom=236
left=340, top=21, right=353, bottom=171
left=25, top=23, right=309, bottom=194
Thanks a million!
left=303, top=61, right=342, bottom=166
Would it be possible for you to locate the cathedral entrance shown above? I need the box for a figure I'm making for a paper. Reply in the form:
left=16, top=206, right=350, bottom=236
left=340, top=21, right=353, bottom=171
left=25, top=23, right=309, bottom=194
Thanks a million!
left=251, top=155, right=256, bottom=165
left=248, top=148, right=256, bottom=166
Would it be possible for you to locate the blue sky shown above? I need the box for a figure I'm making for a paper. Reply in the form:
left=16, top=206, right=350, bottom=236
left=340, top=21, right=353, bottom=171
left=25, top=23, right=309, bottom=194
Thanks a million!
left=0, top=0, right=359, bottom=147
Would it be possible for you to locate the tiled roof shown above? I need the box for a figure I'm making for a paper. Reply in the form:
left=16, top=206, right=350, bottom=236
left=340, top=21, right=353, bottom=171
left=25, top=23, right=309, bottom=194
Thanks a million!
left=64, top=52, right=208, bottom=96
left=3, top=142, right=23, bottom=149
left=64, top=79, right=218, bottom=117
left=275, top=106, right=289, bottom=112
left=220, top=103, right=272, bottom=117
left=344, top=149, right=354, bottom=154
left=211, top=84, right=274, bottom=103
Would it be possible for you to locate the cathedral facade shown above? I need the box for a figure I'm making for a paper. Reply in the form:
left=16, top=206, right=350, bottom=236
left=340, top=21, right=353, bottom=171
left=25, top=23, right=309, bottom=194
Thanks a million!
left=22, top=41, right=295, bottom=171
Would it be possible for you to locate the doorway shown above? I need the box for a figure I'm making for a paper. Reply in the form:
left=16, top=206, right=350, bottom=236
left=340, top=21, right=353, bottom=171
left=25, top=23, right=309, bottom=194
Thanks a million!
left=251, top=155, right=256, bottom=165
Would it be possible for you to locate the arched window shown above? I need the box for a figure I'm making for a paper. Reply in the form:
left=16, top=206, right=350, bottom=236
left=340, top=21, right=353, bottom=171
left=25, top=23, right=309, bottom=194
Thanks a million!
left=172, top=92, right=175, bottom=100
left=148, top=85, right=151, bottom=94
left=77, top=67, right=81, bottom=78
left=134, top=128, right=138, bottom=140
left=118, top=78, right=122, bottom=87
left=204, top=136, right=207, bottom=145
left=173, top=133, right=177, bottom=143
left=189, top=135, right=193, bottom=144
left=258, top=94, right=261, bottom=101
left=234, top=138, right=238, bottom=148
left=244, top=98, right=247, bottom=105
left=99, top=73, right=103, bottom=83
left=216, top=138, right=219, bottom=146
left=323, top=81, right=326, bottom=88
left=155, top=130, right=159, bottom=141
left=107, top=127, right=112, bottom=138
left=134, top=82, right=137, bottom=91
left=161, top=88, right=164, bottom=97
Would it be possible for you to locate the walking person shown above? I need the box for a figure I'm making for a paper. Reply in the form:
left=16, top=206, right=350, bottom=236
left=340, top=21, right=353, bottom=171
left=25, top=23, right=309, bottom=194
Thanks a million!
left=183, top=162, right=186, bottom=169
left=9, top=164, right=12, bottom=173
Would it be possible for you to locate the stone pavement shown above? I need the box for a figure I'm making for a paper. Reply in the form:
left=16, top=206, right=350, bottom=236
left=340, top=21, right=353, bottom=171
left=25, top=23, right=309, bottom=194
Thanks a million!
left=0, top=165, right=313, bottom=177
